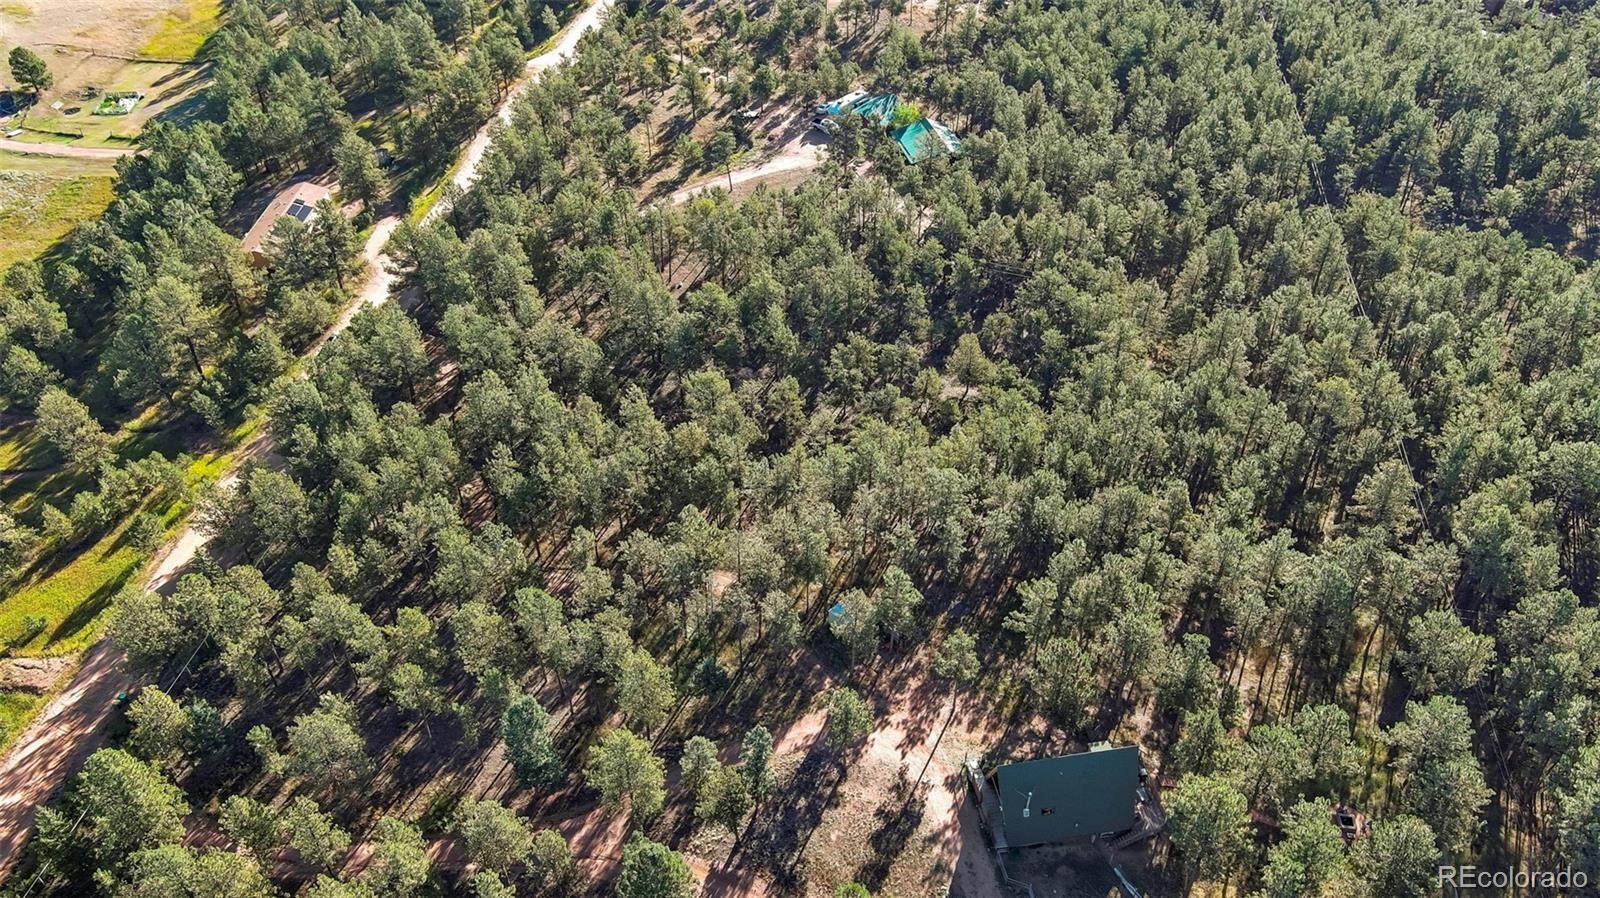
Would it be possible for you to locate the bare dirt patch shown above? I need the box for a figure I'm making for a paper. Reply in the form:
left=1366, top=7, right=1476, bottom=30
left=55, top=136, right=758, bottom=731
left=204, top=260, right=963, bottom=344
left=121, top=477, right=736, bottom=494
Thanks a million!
left=713, top=641, right=1016, bottom=898
left=0, top=657, right=70, bottom=694
left=1, top=0, right=202, bottom=58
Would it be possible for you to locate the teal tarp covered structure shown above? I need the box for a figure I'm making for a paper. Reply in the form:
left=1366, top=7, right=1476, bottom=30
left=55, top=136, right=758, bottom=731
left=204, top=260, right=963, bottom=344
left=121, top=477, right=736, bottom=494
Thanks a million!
left=849, top=93, right=899, bottom=126
left=892, top=117, right=962, bottom=163
left=990, top=744, right=1140, bottom=847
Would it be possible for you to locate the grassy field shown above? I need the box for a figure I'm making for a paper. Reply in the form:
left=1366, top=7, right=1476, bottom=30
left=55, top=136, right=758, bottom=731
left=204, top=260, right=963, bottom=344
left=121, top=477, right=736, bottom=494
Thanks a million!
left=0, top=406, right=243, bottom=749
left=0, top=419, right=52, bottom=474
left=0, top=690, right=41, bottom=747
left=0, top=437, right=234, bottom=652
left=141, top=0, right=223, bottom=58
left=1, top=516, right=144, bottom=656
left=0, top=152, right=117, bottom=273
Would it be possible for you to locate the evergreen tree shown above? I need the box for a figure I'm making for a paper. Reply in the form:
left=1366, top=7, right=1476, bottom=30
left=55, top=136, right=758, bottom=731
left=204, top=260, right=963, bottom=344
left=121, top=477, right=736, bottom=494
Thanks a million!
left=585, top=728, right=667, bottom=820
left=503, top=693, right=562, bottom=787
left=616, top=835, right=695, bottom=898
left=8, top=47, right=52, bottom=94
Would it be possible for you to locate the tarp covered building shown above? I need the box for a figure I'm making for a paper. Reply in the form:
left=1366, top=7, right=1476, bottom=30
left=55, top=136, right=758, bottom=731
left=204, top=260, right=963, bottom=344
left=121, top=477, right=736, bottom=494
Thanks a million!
left=892, top=117, right=962, bottom=163
left=813, top=90, right=963, bottom=163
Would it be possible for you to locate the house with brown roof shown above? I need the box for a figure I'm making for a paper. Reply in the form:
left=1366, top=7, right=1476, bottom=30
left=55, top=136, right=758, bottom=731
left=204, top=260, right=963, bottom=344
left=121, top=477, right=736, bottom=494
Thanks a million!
left=241, top=181, right=335, bottom=266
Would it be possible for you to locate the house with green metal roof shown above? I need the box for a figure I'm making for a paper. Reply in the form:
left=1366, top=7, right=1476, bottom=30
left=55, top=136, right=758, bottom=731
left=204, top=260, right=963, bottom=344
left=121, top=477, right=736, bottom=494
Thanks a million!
left=969, top=744, right=1142, bottom=849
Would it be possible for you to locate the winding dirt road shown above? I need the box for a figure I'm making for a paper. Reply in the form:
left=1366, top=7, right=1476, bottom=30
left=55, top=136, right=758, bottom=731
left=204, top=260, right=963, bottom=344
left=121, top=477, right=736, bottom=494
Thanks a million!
left=0, top=0, right=842, bottom=879
left=0, top=2, right=617, bottom=879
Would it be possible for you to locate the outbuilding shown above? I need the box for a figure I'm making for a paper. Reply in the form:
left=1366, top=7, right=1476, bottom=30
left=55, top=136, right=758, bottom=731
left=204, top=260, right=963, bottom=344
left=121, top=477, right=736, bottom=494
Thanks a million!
left=892, top=117, right=962, bottom=163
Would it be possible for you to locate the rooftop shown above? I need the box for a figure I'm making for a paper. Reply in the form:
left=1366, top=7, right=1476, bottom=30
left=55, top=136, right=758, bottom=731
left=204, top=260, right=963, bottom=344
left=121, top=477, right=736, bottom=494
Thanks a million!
left=241, top=181, right=334, bottom=257
left=893, top=117, right=963, bottom=163
left=988, top=744, right=1141, bottom=847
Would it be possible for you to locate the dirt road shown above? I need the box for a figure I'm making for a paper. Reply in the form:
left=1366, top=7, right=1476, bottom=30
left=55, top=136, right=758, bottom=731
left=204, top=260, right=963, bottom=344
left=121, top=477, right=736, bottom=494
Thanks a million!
left=0, top=138, right=135, bottom=160
left=668, top=129, right=829, bottom=205
left=0, top=436, right=275, bottom=879
left=446, top=0, right=617, bottom=203
left=0, top=2, right=617, bottom=879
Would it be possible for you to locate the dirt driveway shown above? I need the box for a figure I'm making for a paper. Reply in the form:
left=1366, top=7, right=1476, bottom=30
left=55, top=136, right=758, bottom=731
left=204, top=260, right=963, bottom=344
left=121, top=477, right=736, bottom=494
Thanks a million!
left=0, top=138, right=134, bottom=160
left=667, top=127, right=829, bottom=205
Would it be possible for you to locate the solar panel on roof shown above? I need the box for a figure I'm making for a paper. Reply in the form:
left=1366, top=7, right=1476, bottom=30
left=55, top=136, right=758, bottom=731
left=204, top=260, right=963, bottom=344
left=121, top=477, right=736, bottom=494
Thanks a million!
left=286, top=198, right=315, bottom=223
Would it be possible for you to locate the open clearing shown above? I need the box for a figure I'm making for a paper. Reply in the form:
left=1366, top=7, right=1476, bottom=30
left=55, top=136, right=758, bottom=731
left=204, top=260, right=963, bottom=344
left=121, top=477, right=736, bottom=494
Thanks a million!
left=0, top=150, right=116, bottom=270
left=0, top=0, right=216, bottom=147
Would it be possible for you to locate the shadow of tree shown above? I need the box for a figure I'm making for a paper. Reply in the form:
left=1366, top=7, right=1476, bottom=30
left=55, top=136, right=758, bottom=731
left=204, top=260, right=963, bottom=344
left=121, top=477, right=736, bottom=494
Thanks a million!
left=739, top=742, right=845, bottom=890
left=858, top=774, right=926, bottom=890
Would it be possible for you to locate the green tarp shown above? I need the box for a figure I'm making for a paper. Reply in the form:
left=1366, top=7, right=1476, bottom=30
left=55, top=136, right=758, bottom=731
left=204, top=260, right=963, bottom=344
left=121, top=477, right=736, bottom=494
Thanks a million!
left=817, top=91, right=964, bottom=163
left=849, top=93, right=899, bottom=126
left=892, top=117, right=962, bottom=163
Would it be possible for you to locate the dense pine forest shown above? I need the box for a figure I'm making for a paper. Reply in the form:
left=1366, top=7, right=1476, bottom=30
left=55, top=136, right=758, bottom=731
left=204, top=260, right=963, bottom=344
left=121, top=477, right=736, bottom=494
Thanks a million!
left=7, top=0, right=1600, bottom=896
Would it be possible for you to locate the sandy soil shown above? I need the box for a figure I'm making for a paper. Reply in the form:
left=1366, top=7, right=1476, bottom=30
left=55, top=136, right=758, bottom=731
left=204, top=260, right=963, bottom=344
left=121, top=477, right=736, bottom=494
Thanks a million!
left=0, top=639, right=125, bottom=875
left=667, top=127, right=828, bottom=205
left=341, top=217, right=404, bottom=320
left=0, top=0, right=198, bottom=57
left=0, top=658, right=72, bottom=695
left=703, top=646, right=1007, bottom=898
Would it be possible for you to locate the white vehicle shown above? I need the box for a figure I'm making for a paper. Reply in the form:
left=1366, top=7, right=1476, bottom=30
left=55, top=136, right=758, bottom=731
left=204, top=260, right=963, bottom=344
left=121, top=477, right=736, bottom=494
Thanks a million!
left=815, top=88, right=867, bottom=116
left=811, top=116, right=840, bottom=136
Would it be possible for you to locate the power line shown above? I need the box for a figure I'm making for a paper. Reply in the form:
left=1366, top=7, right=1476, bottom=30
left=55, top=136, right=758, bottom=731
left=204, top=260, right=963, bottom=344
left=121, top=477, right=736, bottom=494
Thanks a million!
left=1260, top=11, right=1434, bottom=537
left=17, top=807, right=87, bottom=898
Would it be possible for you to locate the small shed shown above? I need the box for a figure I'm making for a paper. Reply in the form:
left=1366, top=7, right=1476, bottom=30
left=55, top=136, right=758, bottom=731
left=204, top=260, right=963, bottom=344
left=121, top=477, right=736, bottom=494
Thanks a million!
left=241, top=181, right=334, bottom=265
left=982, top=744, right=1141, bottom=848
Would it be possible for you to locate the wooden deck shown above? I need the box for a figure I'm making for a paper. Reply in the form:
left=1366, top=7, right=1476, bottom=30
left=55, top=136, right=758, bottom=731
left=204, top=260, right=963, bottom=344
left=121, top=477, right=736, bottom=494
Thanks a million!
left=965, top=758, right=1009, bottom=850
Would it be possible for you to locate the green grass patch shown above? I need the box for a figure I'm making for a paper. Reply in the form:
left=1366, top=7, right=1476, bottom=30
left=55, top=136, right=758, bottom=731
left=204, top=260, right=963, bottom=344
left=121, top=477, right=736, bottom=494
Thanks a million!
left=185, top=447, right=232, bottom=491
left=226, top=410, right=266, bottom=447
left=0, top=691, right=43, bottom=752
left=1, top=417, right=250, bottom=662
left=0, top=418, right=53, bottom=474
left=0, top=159, right=116, bottom=273
left=409, top=180, right=448, bottom=225
left=140, top=0, right=224, bottom=60
left=0, top=436, right=93, bottom=526
left=0, top=516, right=144, bottom=656
left=0, top=1, right=33, bottom=18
